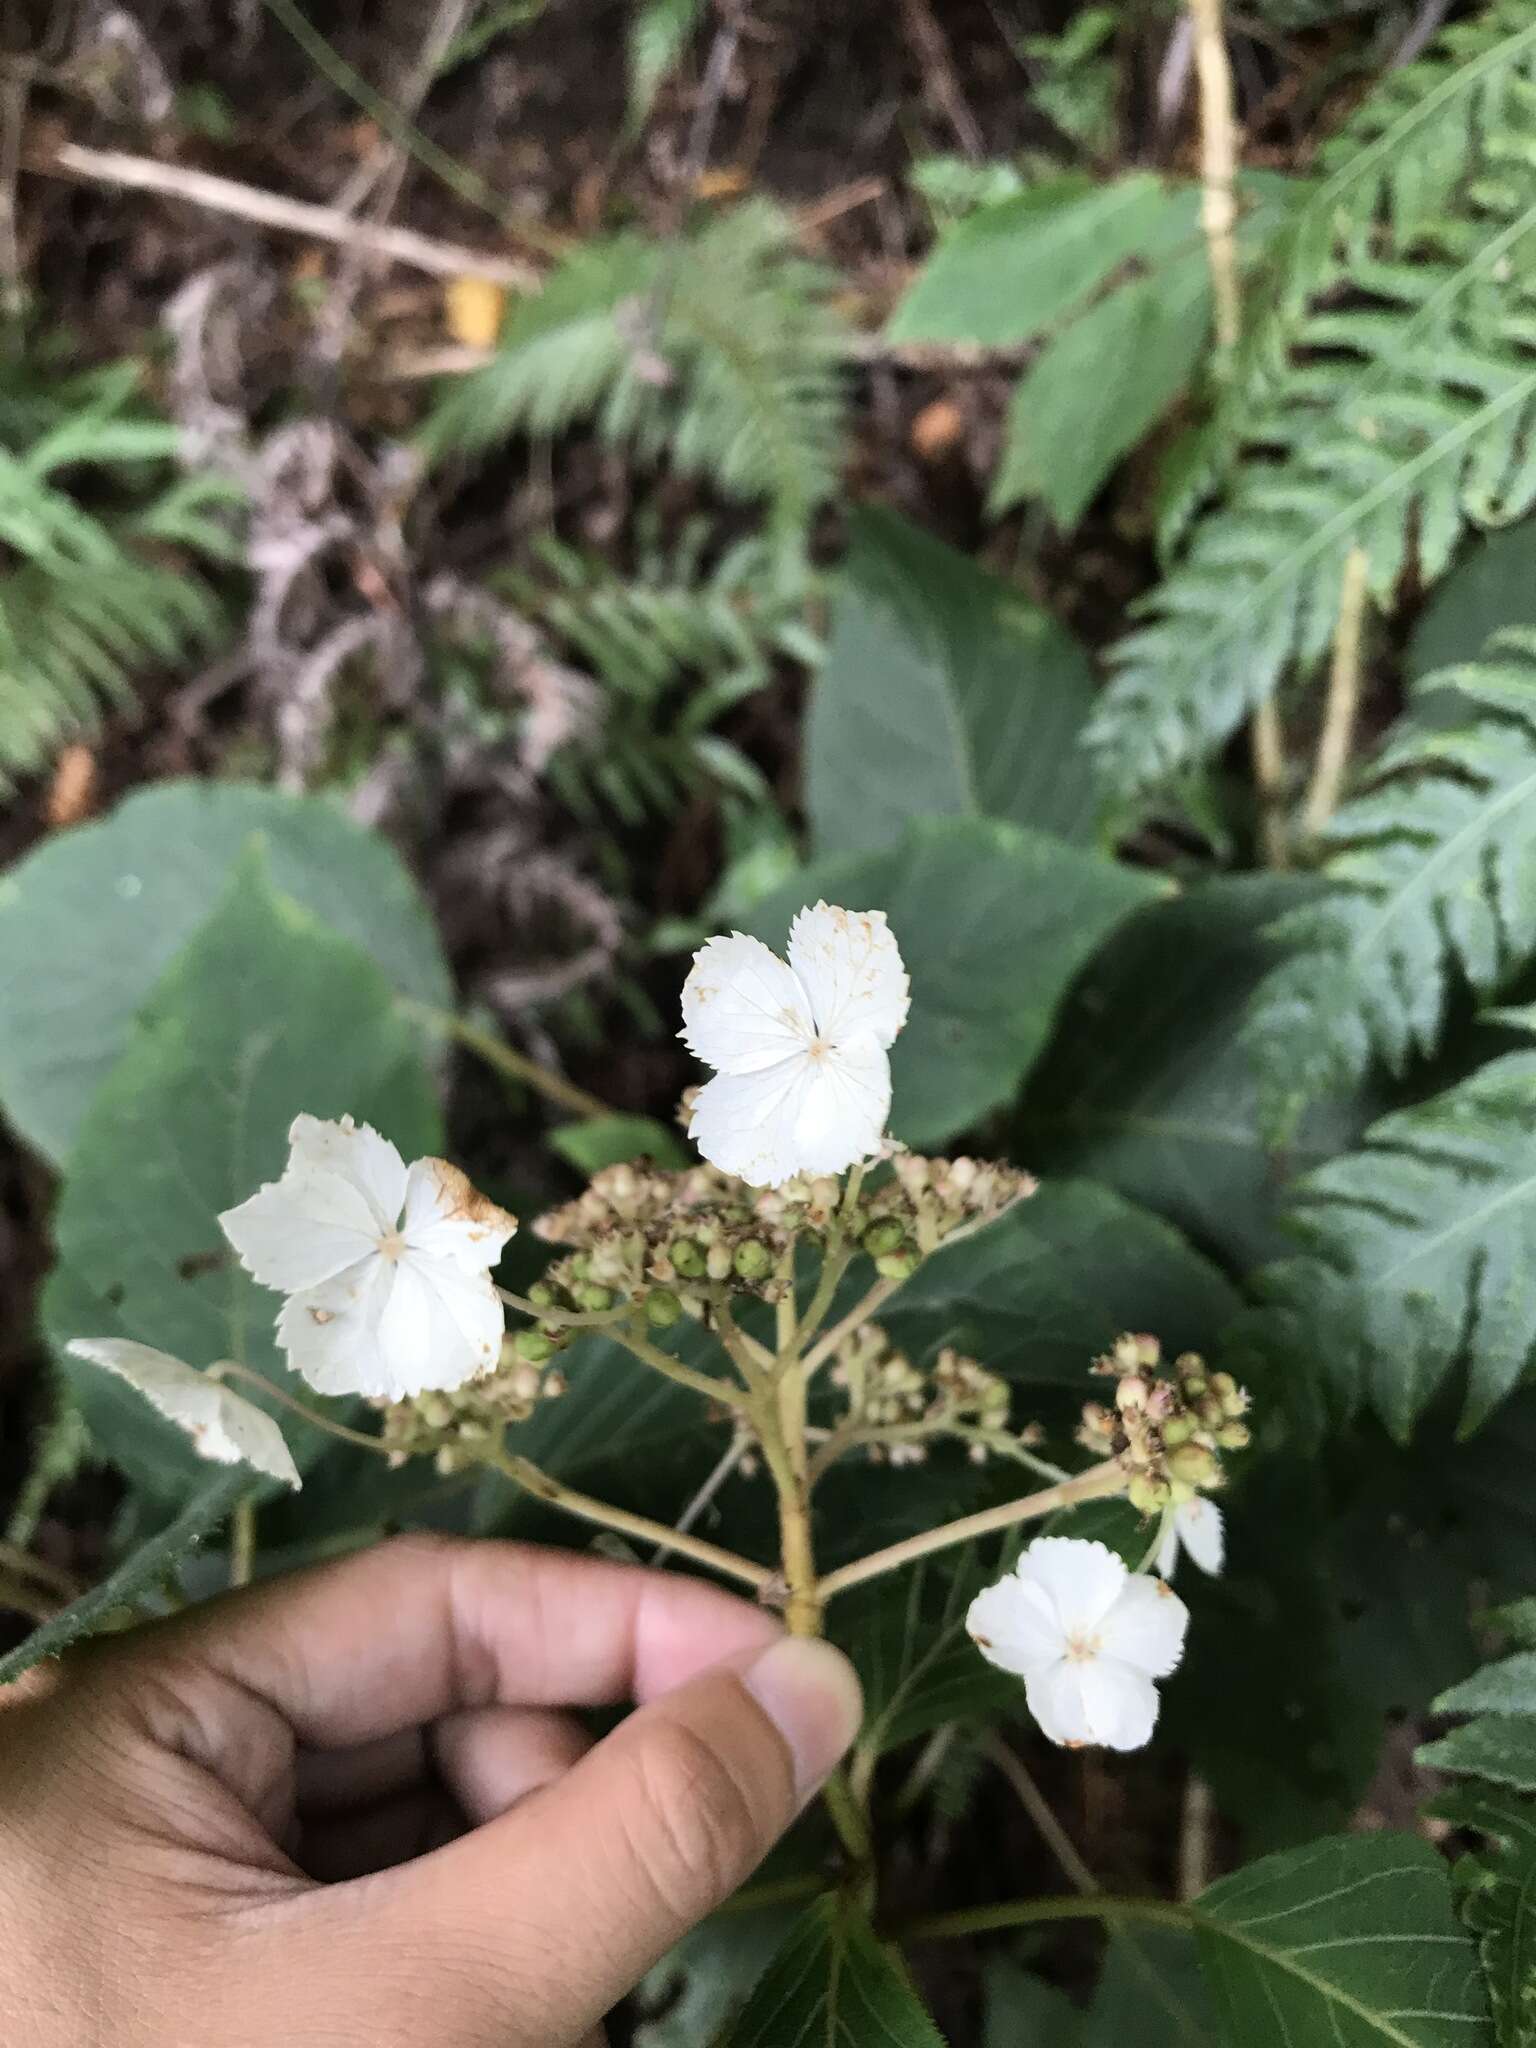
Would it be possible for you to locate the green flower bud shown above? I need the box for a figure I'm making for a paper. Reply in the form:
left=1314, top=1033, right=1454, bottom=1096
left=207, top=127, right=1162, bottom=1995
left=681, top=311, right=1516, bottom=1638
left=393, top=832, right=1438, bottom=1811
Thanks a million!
left=575, top=1283, right=615, bottom=1312
left=1216, top=1421, right=1251, bottom=1450
left=875, top=1245, right=919, bottom=1280
left=515, top=1327, right=558, bottom=1364
left=645, top=1287, right=683, bottom=1329
left=1166, top=1442, right=1219, bottom=1488
left=527, top=1282, right=557, bottom=1310
left=1127, top=1473, right=1171, bottom=1515
left=1160, top=1414, right=1196, bottom=1447
left=733, top=1239, right=774, bottom=1282
left=862, top=1217, right=906, bottom=1257
left=670, top=1237, right=706, bottom=1278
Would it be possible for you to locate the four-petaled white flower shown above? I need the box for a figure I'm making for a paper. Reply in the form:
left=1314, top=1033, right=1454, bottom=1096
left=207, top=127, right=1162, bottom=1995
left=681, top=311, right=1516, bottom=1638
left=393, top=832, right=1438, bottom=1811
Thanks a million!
left=67, top=1339, right=301, bottom=1489
left=967, top=1536, right=1189, bottom=1751
left=219, top=1114, right=517, bottom=1401
left=1154, top=1497, right=1224, bottom=1580
left=680, top=902, right=910, bottom=1188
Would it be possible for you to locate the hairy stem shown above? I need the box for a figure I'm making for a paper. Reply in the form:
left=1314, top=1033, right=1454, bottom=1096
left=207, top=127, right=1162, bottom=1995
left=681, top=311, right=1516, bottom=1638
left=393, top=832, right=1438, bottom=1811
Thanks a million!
left=798, top=1275, right=902, bottom=1381
left=210, top=1363, right=400, bottom=1455
left=485, top=1450, right=773, bottom=1596
left=497, top=1288, right=631, bottom=1330
left=610, top=1325, right=751, bottom=1411
left=1302, top=543, right=1371, bottom=836
left=399, top=999, right=612, bottom=1120
left=816, top=1460, right=1127, bottom=1604
left=979, top=1733, right=1100, bottom=1897
left=229, top=1499, right=257, bottom=1590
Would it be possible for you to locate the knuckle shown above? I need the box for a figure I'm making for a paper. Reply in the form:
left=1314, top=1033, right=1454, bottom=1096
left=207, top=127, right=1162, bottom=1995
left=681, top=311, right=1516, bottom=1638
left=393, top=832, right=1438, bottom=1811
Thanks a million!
left=626, top=1721, right=766, bottom=1916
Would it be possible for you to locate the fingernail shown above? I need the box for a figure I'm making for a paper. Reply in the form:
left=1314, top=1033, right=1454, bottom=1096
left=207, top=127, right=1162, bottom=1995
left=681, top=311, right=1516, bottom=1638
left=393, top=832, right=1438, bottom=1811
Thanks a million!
left=742, top=1637, right=863, bottom=1802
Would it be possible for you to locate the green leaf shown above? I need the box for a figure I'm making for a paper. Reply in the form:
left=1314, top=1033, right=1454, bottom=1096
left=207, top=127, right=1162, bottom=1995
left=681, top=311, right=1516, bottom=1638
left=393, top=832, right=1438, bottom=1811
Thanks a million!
left=1420, top=1720, right=1536, bottom=1793
left=741, top=818, right=1162, bottom=1148
left=549, top=1115, right=689, bottom=1175
left=805, top=510, right=1100, bottom=856
left=1436, top=1655, right=1536, bottom=1719
left=982, top=1958, right=1083, bottom=2045
left=1246, top=1051, right=1536, bottom=1438
left=0, top=780, right=450, bottom=1164
left=1430, top=1781, right=1536, bottom=2048
left=991, top=262, right=1210, bottom=528
left=724, top=1895, right=944, bottom=2047
left=637, top=1896, right=806, bottom=2047
left=881, top=1180, right=1241, bottom=1388
left=0, top=1470, right=247, bottom=1687
left=1088, top=1932, right=1217, bottom=2047
left=1020, top=875, right=1374, bottom=1272
left=1409, top=522, right=1536, bottom=680
left=837, top=1546, right=1024, bottom=1760
left=41, top=847, right=442, bottom=1506
left=626, top=0, right=704, bottom=132
left=887, top=174, right=1177, bottom=347
left=1194, top=1834, right=1492, bottom=2047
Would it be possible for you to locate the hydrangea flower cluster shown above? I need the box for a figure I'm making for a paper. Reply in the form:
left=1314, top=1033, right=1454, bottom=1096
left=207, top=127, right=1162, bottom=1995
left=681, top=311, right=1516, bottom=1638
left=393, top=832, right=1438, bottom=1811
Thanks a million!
left=66, top=901, right=1251, bottom=1764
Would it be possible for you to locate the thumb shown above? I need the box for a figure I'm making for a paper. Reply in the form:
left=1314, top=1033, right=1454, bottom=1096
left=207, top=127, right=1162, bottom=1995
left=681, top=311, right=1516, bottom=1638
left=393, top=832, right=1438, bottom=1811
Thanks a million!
left=313, top=1635, right=861, bottom=2044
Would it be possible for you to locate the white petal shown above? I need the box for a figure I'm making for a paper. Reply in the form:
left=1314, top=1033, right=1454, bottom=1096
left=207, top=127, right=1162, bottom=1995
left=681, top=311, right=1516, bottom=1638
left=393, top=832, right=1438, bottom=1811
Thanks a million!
left=219, top=1167, right=380, bottom=1292
left=688, top=1059, right=820, bottom=1188
left=967, top=1573, right=1065, bottom=1677
left=66, top=1339, right=300, bottom=1489
left=789, top=1035, right=891, bottom=1177
left=401, top=1158, right=517, bottom=1273
left=1098, top=1574, right=1189, bottom=1680
left=1024, top=1659, right=1096, bottom=1746
left=680, top=933, right=816, bottom=1076
left=1177, top=1498, right=1224, bottom=1576
left=286, top=1114, right=407, bottom=1230
left=1154, top=1513, right=1180, bottom=1579
left=279, top=1255, right=395, bottom=1397
left=1017, top=1537, right=1128, bottom=1636
left=787, top=903, right=910, bottom=1050
left=375, top=1254, right=504, bottom=1396
left=1077, top=1657, right=1160, bottom=1750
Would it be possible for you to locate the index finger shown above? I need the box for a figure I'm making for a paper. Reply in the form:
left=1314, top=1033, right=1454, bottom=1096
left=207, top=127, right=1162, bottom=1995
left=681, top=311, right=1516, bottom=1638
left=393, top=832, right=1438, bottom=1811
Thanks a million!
left=118, top=1533, right=783, bottom=1748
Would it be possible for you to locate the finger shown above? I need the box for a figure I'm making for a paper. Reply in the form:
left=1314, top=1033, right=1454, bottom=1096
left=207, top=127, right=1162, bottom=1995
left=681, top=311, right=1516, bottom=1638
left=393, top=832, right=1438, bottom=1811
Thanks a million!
left=286, top=1636, right=861, bottom=2043
left=433, top=1704, right=592, bottom=1824
left=136, top=1534, right=782, bottom=1749
left=297, top=1727, right=427, bottom=1816
left=300, top=1788, right=463, bottom=1883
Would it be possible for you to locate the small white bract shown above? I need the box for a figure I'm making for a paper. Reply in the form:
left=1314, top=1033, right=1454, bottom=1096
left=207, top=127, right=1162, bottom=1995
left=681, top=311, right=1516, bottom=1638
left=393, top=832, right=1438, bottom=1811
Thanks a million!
left=219, top=1114, right=517, bottom=1401
left=680, top=902, right=910, bottom=1188
left=1154, top=1496, right=1224, bottom=1580
left=67, top=1338, right=301, bottom=1489
left=966, top=1536, right=1188, bottom=1750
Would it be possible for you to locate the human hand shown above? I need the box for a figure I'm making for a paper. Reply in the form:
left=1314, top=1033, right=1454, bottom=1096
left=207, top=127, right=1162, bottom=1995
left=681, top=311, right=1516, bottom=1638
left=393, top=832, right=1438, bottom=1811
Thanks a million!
left=0, top=1535, right=863, bottom=2046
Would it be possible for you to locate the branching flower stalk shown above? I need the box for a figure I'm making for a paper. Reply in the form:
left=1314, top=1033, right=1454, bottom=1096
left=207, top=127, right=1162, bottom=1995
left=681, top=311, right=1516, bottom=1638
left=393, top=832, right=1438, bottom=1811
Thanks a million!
left=70, top=903, right=1249, bottom=1880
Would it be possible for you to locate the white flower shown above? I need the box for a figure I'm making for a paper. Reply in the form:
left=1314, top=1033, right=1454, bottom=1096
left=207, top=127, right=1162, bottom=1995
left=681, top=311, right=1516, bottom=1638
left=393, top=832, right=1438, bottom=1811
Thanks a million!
left=219, top=1114, right=517, bottom=1401
left=680, top=902, right=910, bottom=1188
left=1154, top=1497, right=1224, bottom=1580
left=67, top=1339, right=301, bottom=1489
left=966, top=1536, right=1189, bottom=1750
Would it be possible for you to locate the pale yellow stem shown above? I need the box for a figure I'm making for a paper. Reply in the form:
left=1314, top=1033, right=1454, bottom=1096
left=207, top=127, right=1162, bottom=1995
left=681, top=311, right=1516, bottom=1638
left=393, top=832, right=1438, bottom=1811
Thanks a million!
left=1302, top=544, right=1371, bottom=837
left=816, top=1460, right=1127, bottom=1604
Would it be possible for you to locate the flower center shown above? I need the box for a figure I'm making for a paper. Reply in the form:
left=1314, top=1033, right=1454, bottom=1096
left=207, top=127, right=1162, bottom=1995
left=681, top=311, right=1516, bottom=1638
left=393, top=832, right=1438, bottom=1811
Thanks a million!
left=376, top=1228, right=407, bottom=1263
left=807, top=1036, right=830, bottom=1062
left=1062, top=1630, right=1102, bottom=1664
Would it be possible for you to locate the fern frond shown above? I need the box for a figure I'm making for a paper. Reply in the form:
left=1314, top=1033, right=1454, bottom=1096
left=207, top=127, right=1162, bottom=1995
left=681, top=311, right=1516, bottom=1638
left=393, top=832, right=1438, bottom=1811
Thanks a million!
left=1089, top=77, right=1536, bottom=792
left=1244, top=627, right=1536, bottom=1131
left=0, top=360, right=227, bottom=793
left=426, top=202, right=848, bottom=556
left=497, top=524, right=821, bottom=825
left=1244, top=1051, right=1536, bottom=1438
left=1247, top=1, right=1536, bottom=381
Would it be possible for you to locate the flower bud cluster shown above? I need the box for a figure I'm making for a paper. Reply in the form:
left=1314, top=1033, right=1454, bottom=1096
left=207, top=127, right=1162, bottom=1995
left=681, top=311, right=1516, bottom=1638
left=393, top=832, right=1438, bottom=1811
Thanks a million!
left=857, top=1155, right=1036, bottom=1270
left=831, top=1325, right=1016, bottom=1465
left=1077, top=1333, right=1250, bottom=1513
left=377, top=1339, right=567, bottom=1473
